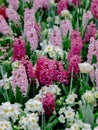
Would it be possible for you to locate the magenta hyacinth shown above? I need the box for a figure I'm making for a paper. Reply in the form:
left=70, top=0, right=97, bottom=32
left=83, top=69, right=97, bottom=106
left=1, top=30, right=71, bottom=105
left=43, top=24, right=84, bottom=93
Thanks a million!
left=91, top=0, right=98, bottom=19
left=12, top=64, right=28, bottom=95
left=83, top=23, right=97, bottom=43
left=21, top=57, right=36, bottom=83
left=68, top=30, right=83, bottom=60
left=57, top=0, right=68, bottom=15
left=40, top=92, right=55, bottom=116
left=36, top=56, right=69, bottom=86
left=49, top=26, right=62, bottom=48
left=12, top=37, right=26, bottom=62
left=68, top=55, right=82, bottom=75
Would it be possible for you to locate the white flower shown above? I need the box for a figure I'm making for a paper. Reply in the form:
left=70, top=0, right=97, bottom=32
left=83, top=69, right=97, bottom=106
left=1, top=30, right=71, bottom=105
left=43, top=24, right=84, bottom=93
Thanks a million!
left=0, top=102, right=21, bottom=122
left=58, top=114, right=66, bottom=123
left=61, top=10, right=70, bottom=18
left=78, top=62, right=93, bottom=73
left=82, top=123, right=91, bottom=130
left=71, top=123, right=80, bottom=130
left=12, top=61, right=20, bottom=69
left=19, top=113, right=40, bottom=130
left=0, top=121, right=12, bottom=130
left=66, top=93, right=77, bottom=104
left=94, top=126, right=98, bottom=130
left=39, top=86, right=48, bottom=95
left=40, top=40, right=47, bottom=49
left=83, top=91, right=95, bottom=104
left=94, top=91, right=98, bottom=98
left=44, top=44, right=54, bottom=53
left=49, top=50, right=56, bottom=58
left=59, top=107, right=66, bottom=115
left=55, top=47, right=63, bottom=58
left=65, top=107, right=75, bottom=119
left=50, top=0, right=55, bottom=6
left=25, top=99, right=43, bottom=112
left=55, top=16, right=60, bottom=25
left=50, top=85, right=61, bottom=95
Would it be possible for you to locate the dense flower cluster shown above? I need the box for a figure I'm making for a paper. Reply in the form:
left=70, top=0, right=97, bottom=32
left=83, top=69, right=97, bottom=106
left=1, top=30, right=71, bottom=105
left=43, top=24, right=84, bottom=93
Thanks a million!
left=40, top=92, right=55, bottom=116
left=12, top=64, right=28, bottom=95
left=0, top=5, right=7, bottom=19
left=91, top=0, right=98, bottom=19
left=12, top=37, right=26, bottom=62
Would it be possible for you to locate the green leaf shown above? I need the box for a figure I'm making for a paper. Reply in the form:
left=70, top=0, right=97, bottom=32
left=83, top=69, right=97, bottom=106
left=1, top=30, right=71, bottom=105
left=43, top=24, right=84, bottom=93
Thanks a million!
left=16, top=86, right=24, bottom=104
left=8, top=85, right=15, bottom=103
left=92, top=55, right=97, bottom=64
left=79, top=103, right=94, bottom=127
left=26, top=42, right=31, bottom=58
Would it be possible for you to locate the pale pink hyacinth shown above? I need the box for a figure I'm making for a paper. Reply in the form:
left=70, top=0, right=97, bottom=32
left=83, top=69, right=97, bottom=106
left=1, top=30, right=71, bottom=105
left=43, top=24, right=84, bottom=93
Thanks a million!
left=95, top=68, right=98, bottom=87
left=33, top=0, right=50, bottom=12
left=49, top=26, right=62, bottom=48
left=0, top=15, right=10, bottom=35
left=12, top=64, right=28, bottom=96
left=24, top=9, right=39, bottom=50
left=7, top=0, right=19, bottom=10
left=60, top=20, right=72, bottom=37
left=82, top=11, right=93, bottom=29
left=87, top=37, right=97, bottom=64
left=6, top=7, right=20, bottom=23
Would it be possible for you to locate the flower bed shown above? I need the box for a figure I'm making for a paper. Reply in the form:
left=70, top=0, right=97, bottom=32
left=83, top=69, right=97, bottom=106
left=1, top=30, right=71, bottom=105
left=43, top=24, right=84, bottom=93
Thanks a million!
left=0, top=0, right=98, bottom=130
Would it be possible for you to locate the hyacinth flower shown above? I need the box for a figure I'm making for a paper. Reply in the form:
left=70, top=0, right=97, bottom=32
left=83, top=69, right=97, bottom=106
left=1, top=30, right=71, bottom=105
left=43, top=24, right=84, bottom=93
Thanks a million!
left=24, top=8, right=39, bottom=50
left=0, top=15, right=10, bottom=35
left=12, top=63, right=28, bottom=96
left=12, top=37, right=26, bottom=62
left=6, top=6, right=20, bottom=23
left=91, top=0, right=98, bottom=19
left=7, top=0, right=19, bottom=10
left=0, top=5, right=8, bottom=19
left=49, top=26, right=62, bottom=48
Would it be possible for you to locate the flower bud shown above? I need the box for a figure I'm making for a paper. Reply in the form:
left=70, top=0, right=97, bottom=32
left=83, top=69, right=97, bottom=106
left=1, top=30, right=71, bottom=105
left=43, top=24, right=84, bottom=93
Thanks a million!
left=83, top=91, right=95, bottom=104
left=78, top=62, right=93, bottom=73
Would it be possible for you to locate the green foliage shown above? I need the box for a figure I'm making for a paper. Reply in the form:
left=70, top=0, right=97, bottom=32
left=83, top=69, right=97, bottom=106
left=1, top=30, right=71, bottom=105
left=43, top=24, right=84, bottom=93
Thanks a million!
left=79, top=103, right=94, bottom=128
left=16, top=86, right=24, bottom=104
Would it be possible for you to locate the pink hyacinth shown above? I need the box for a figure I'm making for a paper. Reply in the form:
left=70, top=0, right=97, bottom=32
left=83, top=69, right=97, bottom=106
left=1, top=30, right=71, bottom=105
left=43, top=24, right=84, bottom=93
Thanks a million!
left=95, top=68, right=98, bottom=87
left=40, top=92, right=55, bottom=116
left=71, top=0, right=81, bottom=6
left=82, top=11, right=93, bottom=29
left=91, top=0, right=98, bottom=19
left=68, top=55, right=82, bottom=75
left=24, top=8, right=39, bottom=50
left=7, top=0, right=19, bottom=10
left=12, top=64, right=28, bottom=95
left=57, top=0, right=68, bottom=15
left=60, top=20, right=72, bottom=37
left=83, top=23, right=97, bottom=43
left=49, top=26, right=62, bottom=48
left=6, top=7, right=20, bottom=23
left=67, top=30, right=83, bottom=60
left=33, top=0, right=49, bottom=12
left=0, top=15, right=10, bottom=35
left=87, top=37, right=95, bottom=64
left=12, top=37, right=26, bottom=62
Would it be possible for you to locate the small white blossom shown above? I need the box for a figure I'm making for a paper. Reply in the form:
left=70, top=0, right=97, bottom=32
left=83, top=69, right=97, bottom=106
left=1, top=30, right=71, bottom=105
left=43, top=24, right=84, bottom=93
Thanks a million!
left=58, top=114, right=66, bottom=123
